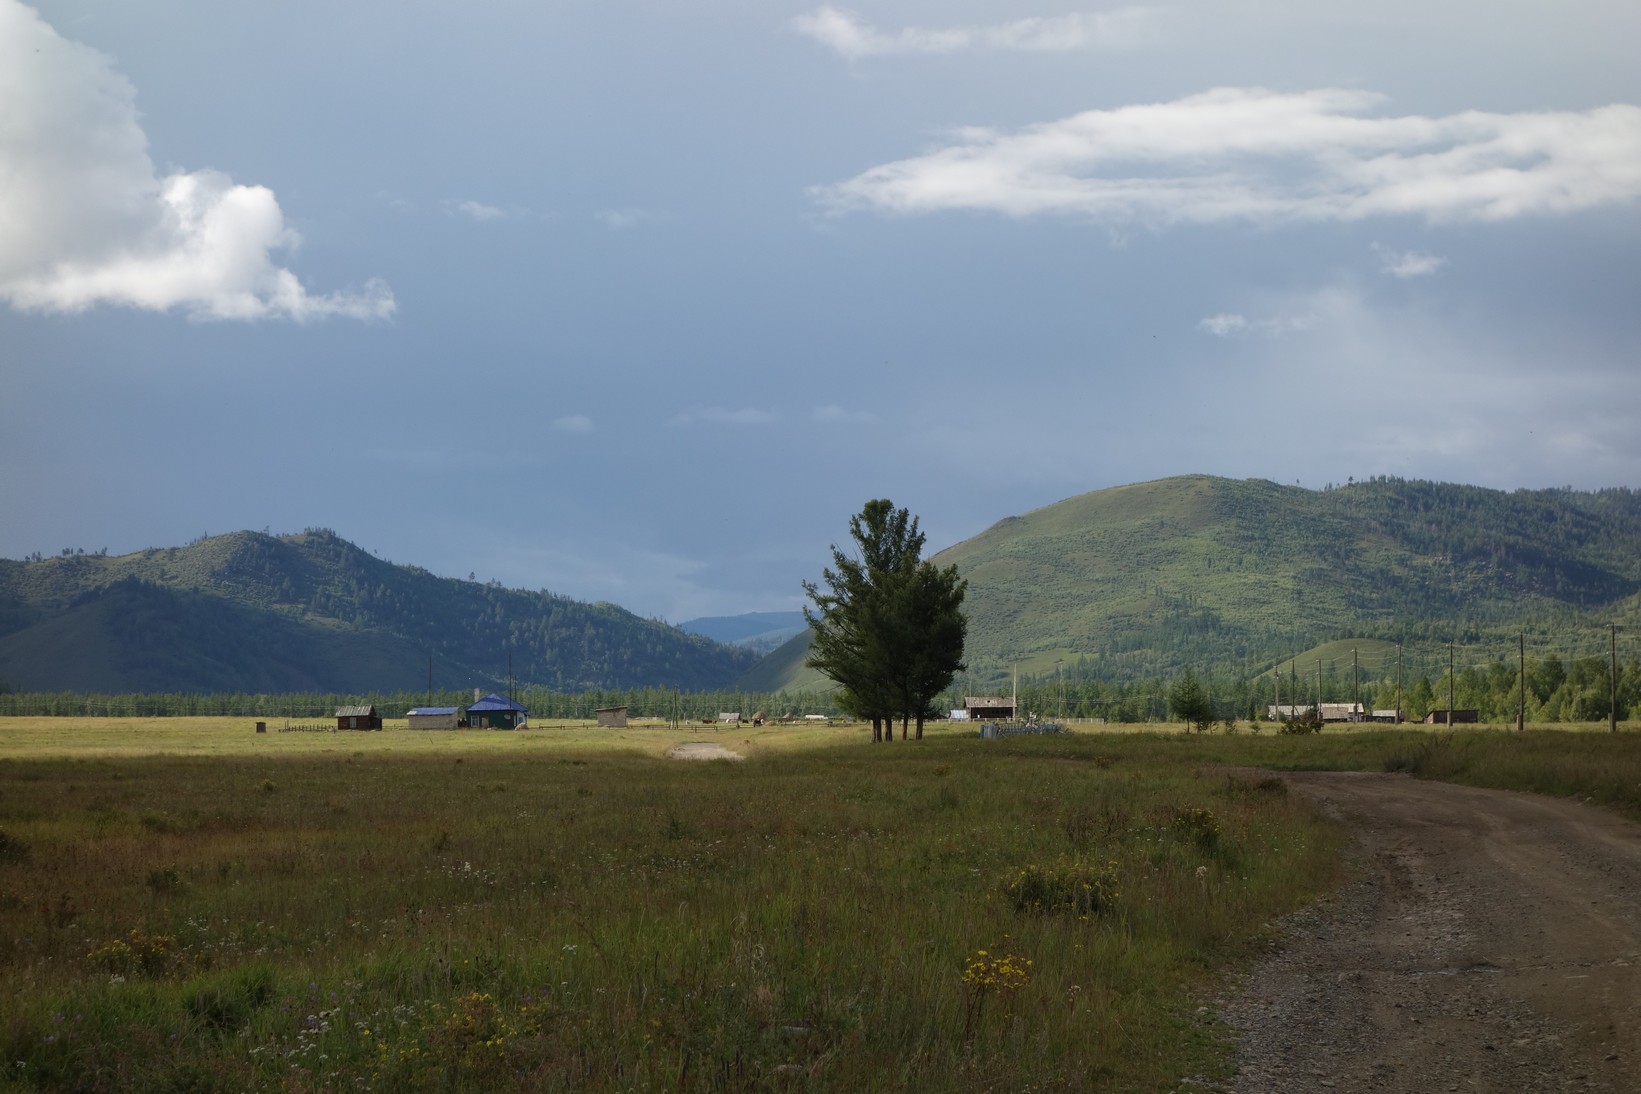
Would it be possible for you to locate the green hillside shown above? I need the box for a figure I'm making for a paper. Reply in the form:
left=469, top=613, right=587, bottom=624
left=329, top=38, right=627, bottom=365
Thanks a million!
left=0, top=531, right=756, bottom=694
left=750, top=476, right=1641, bottom=691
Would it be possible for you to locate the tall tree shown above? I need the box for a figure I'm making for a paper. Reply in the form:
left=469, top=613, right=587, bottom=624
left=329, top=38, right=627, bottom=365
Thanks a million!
left=803, top=500, right=967, bottom=741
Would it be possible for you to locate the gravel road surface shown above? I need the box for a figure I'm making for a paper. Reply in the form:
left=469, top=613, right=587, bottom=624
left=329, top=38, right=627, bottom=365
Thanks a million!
left=1213, top=771, right=1641, bottom=1093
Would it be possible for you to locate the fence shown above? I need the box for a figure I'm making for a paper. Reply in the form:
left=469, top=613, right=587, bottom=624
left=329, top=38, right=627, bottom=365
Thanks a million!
left=979, top=720, right=1065, bottom=739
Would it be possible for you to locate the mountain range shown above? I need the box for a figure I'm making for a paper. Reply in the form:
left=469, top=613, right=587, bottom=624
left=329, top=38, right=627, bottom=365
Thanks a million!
left=4, top=476, right=1639, bottom=696
left=0, top=529, right=755, bottom=694
left=743, top=475, right=1641, bottom=692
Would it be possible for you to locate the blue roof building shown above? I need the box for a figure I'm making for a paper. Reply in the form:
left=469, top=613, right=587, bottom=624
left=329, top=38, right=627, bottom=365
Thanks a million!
left=468, top=693, right=528, bottom=729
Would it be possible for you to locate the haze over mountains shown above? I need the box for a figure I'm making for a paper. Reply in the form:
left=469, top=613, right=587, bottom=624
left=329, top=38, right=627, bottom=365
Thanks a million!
left=3, top=477, right=1639, bottom=696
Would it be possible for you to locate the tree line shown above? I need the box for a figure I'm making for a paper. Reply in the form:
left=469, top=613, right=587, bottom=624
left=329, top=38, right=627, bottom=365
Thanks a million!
left=1, top=649, right=1633, bottom=725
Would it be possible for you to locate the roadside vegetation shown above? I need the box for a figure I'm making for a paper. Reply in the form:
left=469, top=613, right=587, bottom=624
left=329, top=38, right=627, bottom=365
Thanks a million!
left=0, top=719, right=1635, bottom=1091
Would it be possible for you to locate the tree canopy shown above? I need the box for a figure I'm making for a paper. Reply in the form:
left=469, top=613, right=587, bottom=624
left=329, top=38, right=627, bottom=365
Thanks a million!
left=803, top=500, right=968, bottom=740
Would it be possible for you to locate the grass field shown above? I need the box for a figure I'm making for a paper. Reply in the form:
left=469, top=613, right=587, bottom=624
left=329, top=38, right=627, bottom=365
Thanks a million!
left=0, top=718, right=1635, bottom=1091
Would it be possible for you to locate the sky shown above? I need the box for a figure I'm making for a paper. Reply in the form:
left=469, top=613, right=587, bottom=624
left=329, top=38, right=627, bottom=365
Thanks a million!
left=3, top=0, right=1639, bottom=623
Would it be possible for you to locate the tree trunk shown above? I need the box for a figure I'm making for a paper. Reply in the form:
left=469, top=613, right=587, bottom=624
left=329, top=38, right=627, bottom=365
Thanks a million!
left=915, top=714, right=924, bottom=739
left=871, top=717, right=882, bottom=743
left=901, top=716, right=908, bottom=740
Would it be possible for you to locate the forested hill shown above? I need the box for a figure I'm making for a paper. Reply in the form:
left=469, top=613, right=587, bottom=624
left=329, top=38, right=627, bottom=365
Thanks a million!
left=744, top=475, right=1641, bottom=691
left=0, top=530, right=756, bottom=694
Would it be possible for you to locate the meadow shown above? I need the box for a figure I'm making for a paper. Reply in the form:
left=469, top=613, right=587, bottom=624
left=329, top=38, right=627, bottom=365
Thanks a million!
left=0, top=717, right=1635, bottom=1091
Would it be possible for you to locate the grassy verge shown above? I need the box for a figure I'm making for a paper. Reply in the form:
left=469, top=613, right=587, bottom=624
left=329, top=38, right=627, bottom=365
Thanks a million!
left=0, top=728, right=1344, bottom=1091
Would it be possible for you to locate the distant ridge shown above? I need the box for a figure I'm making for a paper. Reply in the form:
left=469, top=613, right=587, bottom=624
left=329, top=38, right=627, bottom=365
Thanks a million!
left=0, top=530, right=756, bottom=694
left=681, top=611, right=807, bottom=653
left=744, top=475, right=1641, bottom=691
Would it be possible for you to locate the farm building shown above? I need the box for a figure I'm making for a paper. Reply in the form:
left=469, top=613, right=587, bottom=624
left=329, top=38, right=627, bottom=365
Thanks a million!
left=1371, top=708, right=1405, bottom=724
left=407, top=706, right=460, bottom=730
left=1318, top=702, right=1365, bottom=723
left=1266, top=704, right=1317, bottom=721
left=336, top=705, right=382, bottom=731
left=595, top=706, right=628, bottom=728
left=468, top=693, right=528, bottom=729
left=964, top=696, right=1016, bottom=721
left=1425, top=709, right=1479, bottom=725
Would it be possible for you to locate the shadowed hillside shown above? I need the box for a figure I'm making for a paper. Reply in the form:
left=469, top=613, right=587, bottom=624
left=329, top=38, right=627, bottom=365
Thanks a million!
left=0, top=531, right=756, bottom=694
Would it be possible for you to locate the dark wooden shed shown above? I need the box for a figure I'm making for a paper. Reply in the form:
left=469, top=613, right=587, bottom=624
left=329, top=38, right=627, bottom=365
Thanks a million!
left=336, top=704, right=382, bottom=731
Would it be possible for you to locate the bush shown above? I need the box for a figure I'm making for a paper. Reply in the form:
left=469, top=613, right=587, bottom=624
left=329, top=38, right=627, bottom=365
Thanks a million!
left=1169, top=807, right=1221, bottom=851
left=0, top=828, right=28, bottom=864
left=1002, top=860, right=1119, bottom=916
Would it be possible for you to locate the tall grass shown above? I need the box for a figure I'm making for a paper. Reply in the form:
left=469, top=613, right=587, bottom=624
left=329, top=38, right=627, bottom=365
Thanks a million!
left=0, top=732, right=1342, bottom=1091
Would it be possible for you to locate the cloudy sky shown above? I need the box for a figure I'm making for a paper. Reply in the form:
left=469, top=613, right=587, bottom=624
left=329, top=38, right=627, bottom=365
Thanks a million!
left=3, top=0, right=1639, bottom=622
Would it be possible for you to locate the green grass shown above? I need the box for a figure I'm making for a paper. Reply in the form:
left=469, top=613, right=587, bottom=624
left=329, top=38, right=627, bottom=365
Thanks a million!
left=0, top=721, right=1348, bottom=1091
left=1, top=718, right=1637, bottom=1090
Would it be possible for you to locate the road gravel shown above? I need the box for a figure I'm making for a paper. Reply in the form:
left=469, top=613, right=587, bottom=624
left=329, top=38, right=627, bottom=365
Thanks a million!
left=1211, top=771, right=1641, bottom=1093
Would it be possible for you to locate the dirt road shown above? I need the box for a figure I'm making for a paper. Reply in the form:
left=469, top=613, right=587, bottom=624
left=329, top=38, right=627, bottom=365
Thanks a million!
left=1215, top=772, right=1641, bottom=1093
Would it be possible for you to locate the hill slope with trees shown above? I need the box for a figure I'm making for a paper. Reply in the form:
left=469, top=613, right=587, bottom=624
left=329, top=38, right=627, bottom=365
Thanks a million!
left=748, top=476, right=1641, bottom=692
left=0, top=530, right=756, bottom=694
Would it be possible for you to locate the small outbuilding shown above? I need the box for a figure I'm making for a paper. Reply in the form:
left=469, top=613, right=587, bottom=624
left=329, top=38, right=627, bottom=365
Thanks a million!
left=595, top=706, right=628, bottom=728
left=468, top=693, right=528, bottom=729
left=964, top=696, right=1016, bottom=721
left=336, top=705, right=382, bottom=731
left=407, top=706, right=460, bottom=730
left=1425, top=709, right=1479, bottom=725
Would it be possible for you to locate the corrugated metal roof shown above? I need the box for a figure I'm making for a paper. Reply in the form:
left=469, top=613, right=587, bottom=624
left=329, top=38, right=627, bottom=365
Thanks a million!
left=335, top=705, right=376, bottom=718
left=407, top=707, right=459, bottom=716
left=467, top=693, right=527, bottom=712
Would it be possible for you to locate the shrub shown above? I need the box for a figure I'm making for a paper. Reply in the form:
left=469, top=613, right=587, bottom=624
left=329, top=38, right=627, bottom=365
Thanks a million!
left=88, top=928, right=181, bottom=978
left=1002, top=860, right=1119, bottom=916
left=0, top=828, right=28, bottom=864
left=1169, top=807, right=1220, bottom=851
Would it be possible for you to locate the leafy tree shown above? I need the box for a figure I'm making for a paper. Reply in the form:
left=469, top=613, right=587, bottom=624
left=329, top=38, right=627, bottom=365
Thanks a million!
left=803, top=500, right=968, bottom=742
left=1168, top=668, right=1214, bottom=732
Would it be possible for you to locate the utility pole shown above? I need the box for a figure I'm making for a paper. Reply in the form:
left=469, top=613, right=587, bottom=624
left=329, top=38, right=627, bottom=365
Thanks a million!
left=1056, top=659, right=1064, bottom=720
left=1353, top=648, right=1359, bottom=724
left=1397, top=643, right=1403, bottom=724
left=1448, top=642, right=1455, bottom=727
left=1612, top=624, right=1620, bottom=734
left=1517, top=633, right=1525, bottom=733
left=1315, top=657, right=1322, bottom=719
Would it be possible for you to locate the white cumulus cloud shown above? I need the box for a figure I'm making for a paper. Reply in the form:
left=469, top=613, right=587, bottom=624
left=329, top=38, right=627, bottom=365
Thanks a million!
left=446, top=199, right=508, bottom=223
left=1199, top=313, right=1249, bottom=337
left=1373, top=244, right=1448, bottom=278
left=1199, top=310, right=1317, bottom=337
left=816, top=87, right=1641, bottom=227
left=0, top=0, right=393, bottom=322
left=794, top=6, right=1163, bottom=59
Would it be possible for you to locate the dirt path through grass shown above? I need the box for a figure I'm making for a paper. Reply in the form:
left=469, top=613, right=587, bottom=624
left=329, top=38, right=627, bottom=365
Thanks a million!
left=1217, top=771, right=1641, bottom=1093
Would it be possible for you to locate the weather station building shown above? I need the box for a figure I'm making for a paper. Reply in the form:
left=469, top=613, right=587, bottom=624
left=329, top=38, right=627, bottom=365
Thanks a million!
left=468, top=693, right=528, bottom=729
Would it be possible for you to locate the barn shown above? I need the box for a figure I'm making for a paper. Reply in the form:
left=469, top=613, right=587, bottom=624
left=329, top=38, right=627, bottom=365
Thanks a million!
left=468, top=693, right=528, bottom=729
left=407, top=706, right=460, bottom=730
left=336, top=705, right=382, bottom=731
left=595, top=706, right=628, bottom=728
